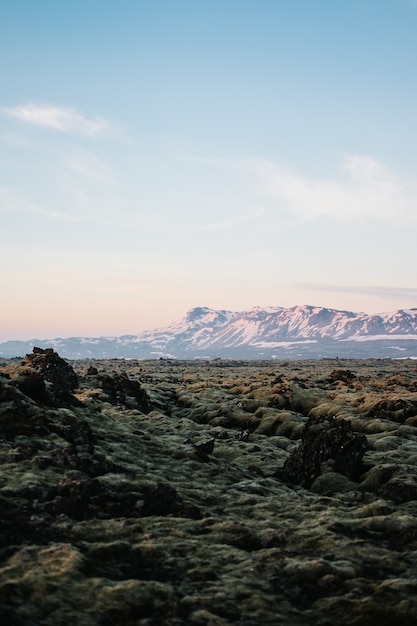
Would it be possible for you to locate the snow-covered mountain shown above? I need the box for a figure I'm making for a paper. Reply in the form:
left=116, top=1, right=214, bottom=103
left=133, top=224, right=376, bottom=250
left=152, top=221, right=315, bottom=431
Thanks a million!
left=2, top=305, right=417, bottom=360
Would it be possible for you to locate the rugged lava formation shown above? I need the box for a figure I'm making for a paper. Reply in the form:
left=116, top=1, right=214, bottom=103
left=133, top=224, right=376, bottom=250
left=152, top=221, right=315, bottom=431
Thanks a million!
left=1, top=350, right=417, bottom=625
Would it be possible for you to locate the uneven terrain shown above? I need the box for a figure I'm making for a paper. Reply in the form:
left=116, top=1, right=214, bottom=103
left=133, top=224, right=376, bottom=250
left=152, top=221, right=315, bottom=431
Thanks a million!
left=1, top=351, right=417, bottom=625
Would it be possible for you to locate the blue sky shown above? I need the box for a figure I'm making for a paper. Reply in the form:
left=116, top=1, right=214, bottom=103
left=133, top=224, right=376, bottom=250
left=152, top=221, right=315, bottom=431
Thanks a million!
left=1, top=0, right=417, bottom=340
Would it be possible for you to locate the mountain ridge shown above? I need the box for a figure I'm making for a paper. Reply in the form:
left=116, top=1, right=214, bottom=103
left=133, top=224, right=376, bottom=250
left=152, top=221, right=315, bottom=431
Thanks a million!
left=2, top=304, right=417, bottom=360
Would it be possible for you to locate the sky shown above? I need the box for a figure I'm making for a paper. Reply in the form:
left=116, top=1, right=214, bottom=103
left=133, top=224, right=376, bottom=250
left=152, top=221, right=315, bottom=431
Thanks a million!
left=1, top=0, right=417, bottom=341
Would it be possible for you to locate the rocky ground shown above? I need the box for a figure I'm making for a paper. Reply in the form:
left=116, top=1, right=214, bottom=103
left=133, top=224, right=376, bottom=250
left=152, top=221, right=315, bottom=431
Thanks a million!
left=1, top=349, right=417, bottom=625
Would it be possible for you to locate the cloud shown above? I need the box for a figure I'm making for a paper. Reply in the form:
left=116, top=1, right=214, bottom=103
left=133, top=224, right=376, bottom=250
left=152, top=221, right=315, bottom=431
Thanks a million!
left=191, top=210, right=265, bottom=232
left=251, top=154, right=414, bottom=223
left=23, top=203, right=94, bottom=222
left=1, top=103, right=109, bottom=135
left=0, top=185, right=98, bottom=223
left=296, top=282, right=417, bottom=302
left=65, top=149, right=115, bottom=181
left=174, top=152, right=415, bottom=225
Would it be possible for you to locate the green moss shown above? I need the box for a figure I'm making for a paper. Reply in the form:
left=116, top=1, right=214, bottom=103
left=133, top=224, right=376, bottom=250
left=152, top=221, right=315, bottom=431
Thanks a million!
left=1, top=358, right=417, bottom=624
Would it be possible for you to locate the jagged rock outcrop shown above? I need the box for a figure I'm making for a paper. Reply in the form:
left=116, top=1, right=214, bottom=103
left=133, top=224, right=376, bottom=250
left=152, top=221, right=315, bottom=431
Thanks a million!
left=24, top=347, right=79, bottom=390
left=279, top=415, right=370, bottom=488
left=97, top=371, right=153, bottom=412
left=2, top=347, right=80, bottom=406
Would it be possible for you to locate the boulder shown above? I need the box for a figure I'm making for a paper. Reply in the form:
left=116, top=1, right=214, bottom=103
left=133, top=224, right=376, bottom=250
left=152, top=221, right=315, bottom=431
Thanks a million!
left=279, top=415, right=370, bottom=488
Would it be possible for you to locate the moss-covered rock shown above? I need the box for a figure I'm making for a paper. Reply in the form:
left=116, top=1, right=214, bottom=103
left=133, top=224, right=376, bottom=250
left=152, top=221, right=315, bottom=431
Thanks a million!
left=1, top=356, right=417, bottom=624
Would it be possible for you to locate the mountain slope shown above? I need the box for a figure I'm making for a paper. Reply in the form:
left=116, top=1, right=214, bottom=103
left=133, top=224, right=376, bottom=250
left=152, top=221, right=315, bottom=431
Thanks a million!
left=1, top=305, right=417, bottom=359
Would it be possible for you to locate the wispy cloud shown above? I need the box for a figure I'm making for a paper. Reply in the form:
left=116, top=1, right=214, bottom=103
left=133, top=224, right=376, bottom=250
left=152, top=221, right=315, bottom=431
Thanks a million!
left=0, top=185, right=98, bottom=223
left=174, top=152, right=415, bottom=225
left=65, top=149, right=115, bottom=181
left=296, top=282, right=417, bottom=302
left=24, top=203, right=94, bottom=223
left=1, top=103, right=109, bottom=136
left=251, top=154, right=414, bottom=223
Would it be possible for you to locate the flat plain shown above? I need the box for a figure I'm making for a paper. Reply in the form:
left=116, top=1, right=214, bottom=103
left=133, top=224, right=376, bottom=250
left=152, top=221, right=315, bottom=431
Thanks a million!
left=1, top=351, right=417, bottom=625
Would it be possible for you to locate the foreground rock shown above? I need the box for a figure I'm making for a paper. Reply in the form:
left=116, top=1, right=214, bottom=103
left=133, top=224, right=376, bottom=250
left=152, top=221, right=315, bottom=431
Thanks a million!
left=280, top=414, right=371, bottom=487
left=1, top=353, right=417, bottom=624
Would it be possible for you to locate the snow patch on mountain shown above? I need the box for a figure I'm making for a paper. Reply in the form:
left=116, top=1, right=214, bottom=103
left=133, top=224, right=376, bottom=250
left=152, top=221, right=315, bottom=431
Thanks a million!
left=1, top=305, right=417, bottom=359
left=343, top=334, right=417, bottom=342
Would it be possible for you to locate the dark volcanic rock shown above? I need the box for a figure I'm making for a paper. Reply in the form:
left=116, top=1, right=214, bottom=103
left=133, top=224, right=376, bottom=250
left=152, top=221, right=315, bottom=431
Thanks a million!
left=25, top=347, right=78, bottom=393
left=97, top=372, right=153, bottom=412
left=329, top=368, right=357, bottom=385
left=0, top=379, right=50, bottom=438
left=140, top=482, right=201, bottom=518
left=366, top=397, right=417, bottom=422
left=279, top=415, right=370, bottom=487
left=9, top=369, right=50, bottom=405
left=2, top=347, right=80, bottom=407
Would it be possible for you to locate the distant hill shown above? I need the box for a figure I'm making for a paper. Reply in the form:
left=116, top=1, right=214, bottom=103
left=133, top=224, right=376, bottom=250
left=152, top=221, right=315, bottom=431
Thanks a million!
left=2, top=304, right=417, bottom=360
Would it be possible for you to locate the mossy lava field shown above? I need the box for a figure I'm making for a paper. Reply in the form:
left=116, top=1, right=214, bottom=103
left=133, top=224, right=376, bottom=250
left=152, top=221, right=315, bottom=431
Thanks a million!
left=2, top=349, right=417, bottom=625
